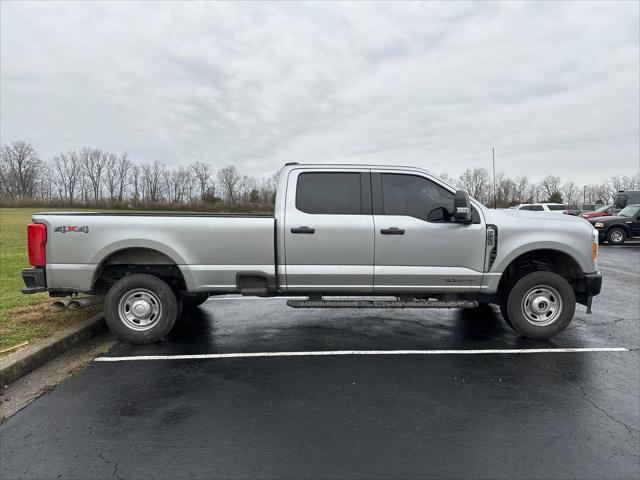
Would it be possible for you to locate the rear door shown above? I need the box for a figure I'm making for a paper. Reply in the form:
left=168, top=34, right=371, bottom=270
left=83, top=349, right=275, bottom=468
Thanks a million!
left=372, top=171, right=487, bottom=292
left=283, top=168, right=374, bottom=292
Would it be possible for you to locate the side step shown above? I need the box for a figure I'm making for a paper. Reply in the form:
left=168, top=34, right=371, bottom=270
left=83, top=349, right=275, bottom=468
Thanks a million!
left=286, top=299, right=479, bottom=309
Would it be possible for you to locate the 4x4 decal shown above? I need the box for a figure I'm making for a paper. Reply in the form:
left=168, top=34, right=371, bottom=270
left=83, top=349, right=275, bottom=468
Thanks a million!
left=54, top=226, right=89, bottom=233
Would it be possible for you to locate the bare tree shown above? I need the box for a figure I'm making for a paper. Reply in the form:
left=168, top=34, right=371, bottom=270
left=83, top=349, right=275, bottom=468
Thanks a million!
left=103, top=152, right=119, bottom=201
left=53, top=151, right=82, bottom=205
left=0, top=141, right=43, bottom=199
left=514, top=175, right=530, bottom=204
left=606, top=174, right=640, bottom=198
left=190, top=162, right=213, bottom=200
left=81, top=148, right=107, bottom=200
left=164, top=166, right=191, bottom=203
left=115, top=153, right=132, bottom=201
left=458, top=168, right=490, bottom=201
left=561, top=181, right=581, bottom=207
left=540, top=175, right=562, bottom=201
left=130, top=164, right=141, bottom=200
left=141, top=160, right=165, bottom=202
left=217, top=165, right=241, bottom=202
left=585, top=184, right=610, bottom=204
left=258, top=173, right=278, bottom=204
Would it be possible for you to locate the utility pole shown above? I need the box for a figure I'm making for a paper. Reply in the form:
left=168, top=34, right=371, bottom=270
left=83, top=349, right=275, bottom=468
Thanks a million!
left=492, top=147, right=497, bottom=209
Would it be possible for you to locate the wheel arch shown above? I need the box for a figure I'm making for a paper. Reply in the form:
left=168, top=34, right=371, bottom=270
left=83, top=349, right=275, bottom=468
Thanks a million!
left=497, top=248, right=585, bottom=296
left=91, top=246, right=192, bottom=293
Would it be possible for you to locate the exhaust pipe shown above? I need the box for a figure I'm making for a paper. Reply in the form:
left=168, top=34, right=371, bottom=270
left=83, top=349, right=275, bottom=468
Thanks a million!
left=67, top=295, right=105, bottom=310
left=51, top=298, right=73, bottom=311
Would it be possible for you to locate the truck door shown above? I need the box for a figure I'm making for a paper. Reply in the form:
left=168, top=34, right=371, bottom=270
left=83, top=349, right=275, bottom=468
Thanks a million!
left=283, top=169, right=374, bottom=292
left=371, top=171, right=486, bottom=292
left=628, top=206, right=640, bottom=236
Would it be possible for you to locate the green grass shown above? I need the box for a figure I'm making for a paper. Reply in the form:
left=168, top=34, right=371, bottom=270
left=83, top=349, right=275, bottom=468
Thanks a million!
left=0, top=208, right=100, bottom=352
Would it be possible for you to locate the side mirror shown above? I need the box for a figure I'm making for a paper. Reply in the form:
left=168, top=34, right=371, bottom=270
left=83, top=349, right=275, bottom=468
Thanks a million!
left=428, top=206, right=451, bottom=223
left=454, top=190, right=472, bottom=224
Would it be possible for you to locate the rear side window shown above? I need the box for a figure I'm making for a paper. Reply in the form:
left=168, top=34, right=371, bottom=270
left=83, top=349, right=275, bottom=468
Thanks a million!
left=522, top=205, right=543, bottom=211
left=296, top=172, right=362, bottom=215
left=547, top=205, right=566, bottom=211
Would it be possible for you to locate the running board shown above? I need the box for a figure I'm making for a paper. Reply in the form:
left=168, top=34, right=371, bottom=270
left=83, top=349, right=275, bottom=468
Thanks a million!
left=286, top=299, right=479, bottom=309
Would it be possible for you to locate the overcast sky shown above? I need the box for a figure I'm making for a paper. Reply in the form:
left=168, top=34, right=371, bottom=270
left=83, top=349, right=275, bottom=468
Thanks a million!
left=1, top=1, right=638, bottom=184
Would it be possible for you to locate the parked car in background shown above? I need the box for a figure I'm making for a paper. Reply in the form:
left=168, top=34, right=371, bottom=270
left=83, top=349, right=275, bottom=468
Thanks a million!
left=580, top=205, right=619, bottom=220
left=564, top=204, right=599, bottom=216
left=510, top=203, right=567, bottom=214
left=589, top=204, right=640, bottom=245
left=613, top=191, right=640, bottom=209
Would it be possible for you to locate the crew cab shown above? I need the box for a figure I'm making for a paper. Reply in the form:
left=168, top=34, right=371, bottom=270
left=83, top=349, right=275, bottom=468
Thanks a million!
left=21, top=164, right=602, bottom=343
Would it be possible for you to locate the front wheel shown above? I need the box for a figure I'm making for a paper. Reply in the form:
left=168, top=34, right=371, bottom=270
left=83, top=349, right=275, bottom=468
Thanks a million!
left=606, top=227, right=627, bottom=245
left=506, top=271, right=575, bottom=339
left=105, top=274, right=179, bottom=344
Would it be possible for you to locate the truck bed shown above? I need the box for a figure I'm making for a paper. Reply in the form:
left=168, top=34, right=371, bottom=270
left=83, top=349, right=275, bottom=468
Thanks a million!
left=33, top=212, right=276, bottom=293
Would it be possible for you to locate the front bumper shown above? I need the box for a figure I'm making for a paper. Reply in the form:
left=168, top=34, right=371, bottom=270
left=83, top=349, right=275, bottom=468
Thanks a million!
left=21, top=267, right=47, bottom=294
left=575, top=272, right=602, bottom=313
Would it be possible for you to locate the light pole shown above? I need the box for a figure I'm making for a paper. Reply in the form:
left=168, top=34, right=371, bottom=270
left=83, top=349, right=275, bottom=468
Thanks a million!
left=583, top=185, right=587, bottom=205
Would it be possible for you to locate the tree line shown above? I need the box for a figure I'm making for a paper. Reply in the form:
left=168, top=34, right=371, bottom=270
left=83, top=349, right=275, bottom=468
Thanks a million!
left=1, top=140, right=639, bottom=210
left=0, top=141, right=277, bottom=211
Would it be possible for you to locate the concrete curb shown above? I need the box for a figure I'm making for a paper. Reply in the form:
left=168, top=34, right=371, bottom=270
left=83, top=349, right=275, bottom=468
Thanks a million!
left=0, top=313, right=107, bottom=387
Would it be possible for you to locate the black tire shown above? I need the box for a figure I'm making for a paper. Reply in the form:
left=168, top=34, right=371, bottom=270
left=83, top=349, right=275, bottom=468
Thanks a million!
left=506, top=271, right=575, bottom=339
left=181, top=293, right=209, bottom=309
left=105, top=274, right=179, bottom=344
left=606, top=227, right=627, bottom=245
left=499, top=301, right=515, bottom=330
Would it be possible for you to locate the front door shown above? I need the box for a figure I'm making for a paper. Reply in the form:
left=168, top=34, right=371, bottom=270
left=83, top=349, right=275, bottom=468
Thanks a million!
left=372, top=171, right=487, bottom=292
left=283, top=169, right=374, bottom=292
left=626, top=206, right=640, bottom=236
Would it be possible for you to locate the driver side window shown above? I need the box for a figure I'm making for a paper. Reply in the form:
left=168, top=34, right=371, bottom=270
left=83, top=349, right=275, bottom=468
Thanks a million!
left=381, top=174, right=454, bottom=222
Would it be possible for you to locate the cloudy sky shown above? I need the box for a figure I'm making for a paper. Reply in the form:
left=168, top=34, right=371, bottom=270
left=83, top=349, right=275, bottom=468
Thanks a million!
left=1, top=1, right=638, bottom=184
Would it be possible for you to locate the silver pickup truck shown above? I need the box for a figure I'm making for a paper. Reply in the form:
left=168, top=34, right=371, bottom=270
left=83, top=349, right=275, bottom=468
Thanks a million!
left=22, top=163, right=602, bottom=343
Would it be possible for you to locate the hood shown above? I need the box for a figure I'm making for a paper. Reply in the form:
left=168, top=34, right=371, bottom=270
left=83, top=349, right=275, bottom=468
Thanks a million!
left=487, top=207, right=586, bottom=224
left=588, top=215, right=625, bottom=224
left=581, top=211, right=606, bottom=218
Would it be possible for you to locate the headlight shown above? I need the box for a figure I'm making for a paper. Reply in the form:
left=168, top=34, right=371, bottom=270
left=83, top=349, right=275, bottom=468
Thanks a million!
left=594, top=222, right=604, bottom=228
left=592, top=229, right=599, bottom=265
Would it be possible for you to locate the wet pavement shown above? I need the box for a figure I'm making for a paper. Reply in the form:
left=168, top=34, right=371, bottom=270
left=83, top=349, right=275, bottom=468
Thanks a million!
left=1, top=246, right=639, bottom=479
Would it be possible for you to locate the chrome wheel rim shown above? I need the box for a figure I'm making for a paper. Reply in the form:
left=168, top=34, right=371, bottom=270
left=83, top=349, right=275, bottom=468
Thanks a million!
left=118, top=288, right=162, bottom=331
left=610, top=230, right=623, bottom=243
left=521, top=285, right=562, bottom=326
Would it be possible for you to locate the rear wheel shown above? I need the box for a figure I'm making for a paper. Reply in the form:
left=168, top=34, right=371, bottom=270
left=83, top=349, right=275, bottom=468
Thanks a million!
left=105, top=274, right=179, bottom=344
left=606, top=227, right=627, bottom=245
left=506, top=271, right=575, bottom=339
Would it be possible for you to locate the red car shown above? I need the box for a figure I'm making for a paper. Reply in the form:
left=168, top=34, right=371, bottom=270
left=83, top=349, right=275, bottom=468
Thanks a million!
left=580, top=205, right=618, bottom=220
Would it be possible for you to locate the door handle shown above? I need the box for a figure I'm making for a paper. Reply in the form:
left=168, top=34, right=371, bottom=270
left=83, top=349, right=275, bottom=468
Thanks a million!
left=381, top=227, right=405, bottom=235
left=291, top=226, right=315, bottom=234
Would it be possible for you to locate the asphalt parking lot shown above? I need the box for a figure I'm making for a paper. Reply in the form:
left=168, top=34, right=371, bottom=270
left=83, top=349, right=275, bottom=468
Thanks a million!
left=1, top=245, right=639, bottom=480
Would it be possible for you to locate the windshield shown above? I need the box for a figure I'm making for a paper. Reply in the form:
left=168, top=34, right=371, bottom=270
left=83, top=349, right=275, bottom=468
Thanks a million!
left=547, top=205, right=566, bottom=211
left=595, top=205, right=610, bottom=213
left=618, top=205, right=639, bottom=217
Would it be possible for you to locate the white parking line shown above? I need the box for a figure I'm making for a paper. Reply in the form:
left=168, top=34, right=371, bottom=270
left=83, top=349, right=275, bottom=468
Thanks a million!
left=95, top=347, right=629, bottom=362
